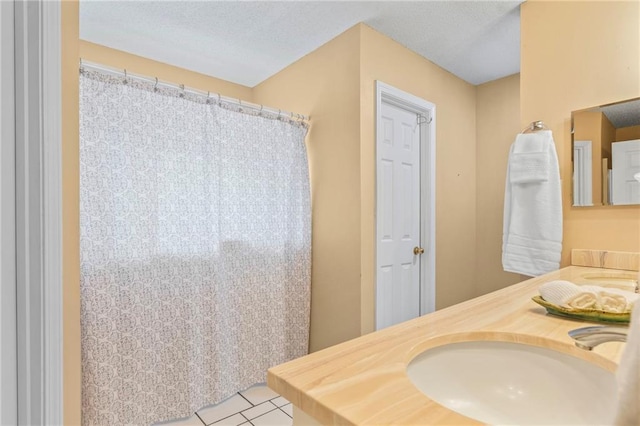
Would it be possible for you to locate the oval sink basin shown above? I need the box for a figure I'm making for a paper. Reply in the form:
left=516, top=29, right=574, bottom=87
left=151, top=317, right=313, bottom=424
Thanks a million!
left=407, top=340, right=616, bottom=425
left=579, top=273, right=638, bottom=292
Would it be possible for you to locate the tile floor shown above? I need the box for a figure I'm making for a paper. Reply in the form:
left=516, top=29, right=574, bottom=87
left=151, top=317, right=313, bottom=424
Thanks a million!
left=159, top=384, right=293, bottom=426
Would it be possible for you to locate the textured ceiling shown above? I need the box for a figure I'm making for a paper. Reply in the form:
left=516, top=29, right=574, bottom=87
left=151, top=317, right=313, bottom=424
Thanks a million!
left=80, top=1, right=523, bottom=87
left=600, top=99, right=640, bottom=129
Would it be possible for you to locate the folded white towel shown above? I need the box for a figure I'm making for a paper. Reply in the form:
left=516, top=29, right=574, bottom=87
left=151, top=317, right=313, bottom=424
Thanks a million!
left=563, top=284, right=600, bottom=309
left=538, top=281, right=638, bottom=313
left=539, top=280, right=580, bottom=305
left=612, top=303, right=640, bottom=425
left=600, top=288, right=640, bottom=313
left=503, top=130, right=562, bottom=277
left=509, top=133, right=550, bottom=183
left=601, top=287, right=640, bottom=301
left=600, top=291, right=630, bottom=313
left=509, top=152, right=550, bottom=183
left=566, top=291, right=598, bottom=310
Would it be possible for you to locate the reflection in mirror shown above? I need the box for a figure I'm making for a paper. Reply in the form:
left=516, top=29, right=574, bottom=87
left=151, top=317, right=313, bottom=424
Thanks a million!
left=573, top=140, right=593, bottom=206
left=572, top=98, right=640, bottom=207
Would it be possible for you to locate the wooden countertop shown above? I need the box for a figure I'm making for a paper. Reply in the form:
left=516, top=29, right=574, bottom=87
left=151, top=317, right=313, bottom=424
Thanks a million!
left=267, top=266, right=632, bottom=425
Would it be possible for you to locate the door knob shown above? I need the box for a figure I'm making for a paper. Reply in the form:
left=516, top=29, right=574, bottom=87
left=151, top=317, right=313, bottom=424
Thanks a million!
left=413, top=246, right=424, bottom=255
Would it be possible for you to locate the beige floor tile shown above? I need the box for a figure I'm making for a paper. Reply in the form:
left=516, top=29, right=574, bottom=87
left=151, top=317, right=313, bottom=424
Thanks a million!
left=211, top=413, right=247, bottom=426
left=241, top=401, right=276, bottom=420
left=281, top=404, right=293, bottom=417
left=251, top=409, right=293, bottom=426
left=197, top=395, right=252, bottom=425
left=155, top=414, right=205, bottom=426
left=239, top=384, right=280, bottom=405
left=270, top=396, right=289, bottom=407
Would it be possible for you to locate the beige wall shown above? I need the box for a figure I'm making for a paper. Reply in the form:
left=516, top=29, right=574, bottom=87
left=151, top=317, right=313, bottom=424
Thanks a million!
left=62, top=4, right=253, bottom=423
left=475, top=74, right=524, bottom=296
left=358, top=25, right=478, bottom=322
left=600, top=114, right=616, bottom=205
left=617, top=124, right=640, bottom=141
left=79, top=41, right=253, bottom=100
left=253, top=27, right=363, bottom=351
left=257, top=23, right=482, bottom=346
left=520, top=0, right=640, bottom=265
left=601, top=113, right=615, bottom=180
left=61, top=2, right=81, bottom=424
left=256, top=23, right=482, bottom=347
left=573, top=111, right=605, bottom=205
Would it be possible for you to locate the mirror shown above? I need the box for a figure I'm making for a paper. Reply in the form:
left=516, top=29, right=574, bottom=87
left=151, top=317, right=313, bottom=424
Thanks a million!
left=572, top=98, right=640, bottom=206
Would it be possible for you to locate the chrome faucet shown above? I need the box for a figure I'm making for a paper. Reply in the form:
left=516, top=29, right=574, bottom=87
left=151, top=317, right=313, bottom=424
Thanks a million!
left=568, top=326, right=628, bottom=351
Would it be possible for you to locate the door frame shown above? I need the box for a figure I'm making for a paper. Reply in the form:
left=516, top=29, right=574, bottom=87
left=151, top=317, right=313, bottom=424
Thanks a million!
left=0, top=1, right=17, bottom=424
left=375, top=81, right=436, bottom=327
left=572, top=140, right=593, bottom=207
left=12, top=1, right=63, bottom=424
left=42, top=2, right=64, bottom=423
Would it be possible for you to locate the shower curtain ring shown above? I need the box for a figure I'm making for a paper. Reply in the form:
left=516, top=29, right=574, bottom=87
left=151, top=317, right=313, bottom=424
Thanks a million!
left=123, top=69, right=128, bottom=84
left=154, top=77, right=159, bottom=92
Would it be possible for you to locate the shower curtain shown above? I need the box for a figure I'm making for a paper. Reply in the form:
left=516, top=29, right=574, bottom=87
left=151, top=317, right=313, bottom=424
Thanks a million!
left=79, top=70, right=311, bottom=425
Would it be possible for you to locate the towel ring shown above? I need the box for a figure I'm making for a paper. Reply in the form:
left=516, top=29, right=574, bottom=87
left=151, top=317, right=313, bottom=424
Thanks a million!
left=521, top=120, right=548, bottom=133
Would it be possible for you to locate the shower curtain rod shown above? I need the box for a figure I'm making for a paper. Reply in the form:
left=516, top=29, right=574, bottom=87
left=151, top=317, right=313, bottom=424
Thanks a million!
left=79, top=59, right=310, bottom=122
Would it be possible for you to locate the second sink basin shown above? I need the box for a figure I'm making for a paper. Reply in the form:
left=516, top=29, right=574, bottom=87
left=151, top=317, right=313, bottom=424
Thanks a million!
left=407, top=339, right=616, bottom=425
left=578, top=272, right=638, bottom=292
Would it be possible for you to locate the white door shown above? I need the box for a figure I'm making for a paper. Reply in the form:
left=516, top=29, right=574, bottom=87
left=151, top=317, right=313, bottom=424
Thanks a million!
left=611, top=139, right=640, bottom=205
left=572, top=140, right=593, bottom=207
left=376, top=101, right=422, bottom=330
left=0, top=1, right=17, bottom=423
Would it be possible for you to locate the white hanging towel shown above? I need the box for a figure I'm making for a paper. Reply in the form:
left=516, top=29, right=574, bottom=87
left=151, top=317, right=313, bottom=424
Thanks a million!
left=502, top=130, right=562, bottom=276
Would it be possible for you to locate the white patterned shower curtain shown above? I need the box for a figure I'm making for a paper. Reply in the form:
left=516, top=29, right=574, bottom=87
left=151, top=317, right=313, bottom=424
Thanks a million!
left=79, top=70, right=311, bottom=425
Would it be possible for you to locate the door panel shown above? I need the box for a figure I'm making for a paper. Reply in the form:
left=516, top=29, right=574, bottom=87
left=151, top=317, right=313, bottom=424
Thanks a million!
left=0, top=1, right=17, bottom=424
left=376, top=102, right=421, bottom=330
left=612, top=139, right=640, bottom=205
